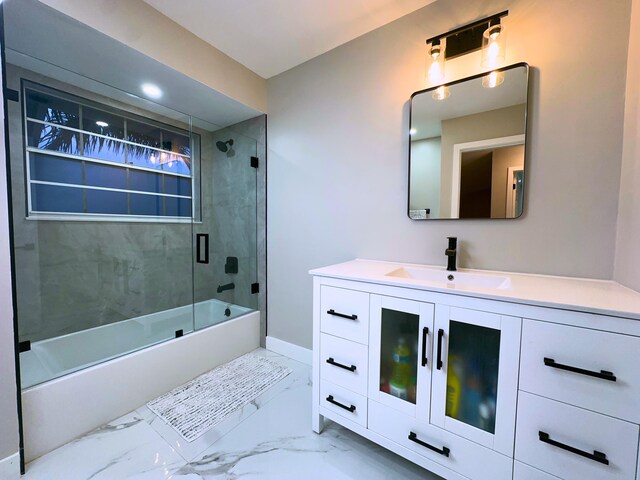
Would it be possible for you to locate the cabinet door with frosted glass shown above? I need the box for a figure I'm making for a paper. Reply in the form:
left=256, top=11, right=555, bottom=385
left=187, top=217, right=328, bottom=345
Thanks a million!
left=368, top=295, right=434, bottom=421
left=431, top=305, right=521, bottom=456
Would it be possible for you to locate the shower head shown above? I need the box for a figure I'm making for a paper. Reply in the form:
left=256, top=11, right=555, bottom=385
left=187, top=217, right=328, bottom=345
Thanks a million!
left=216, top=139, right=234, bottom=152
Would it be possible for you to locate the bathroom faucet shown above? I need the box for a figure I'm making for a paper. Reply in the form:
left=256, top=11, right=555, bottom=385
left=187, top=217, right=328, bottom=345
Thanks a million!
left=445, top=237, right=457, bottom=272
left=217, top=282, right=235, bottom=293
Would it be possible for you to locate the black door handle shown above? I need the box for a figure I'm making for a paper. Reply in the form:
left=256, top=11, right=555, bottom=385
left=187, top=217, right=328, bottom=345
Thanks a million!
left=196, top=234, right=209, bottom=264
left=326, top=395, right=356, bottom=413
left=543, top=358, right=616, bottom=382
left=326, top=357, right=356, bottom=372
left=421, top=327, right=429, bottom=367
left=538, top=431, right=609, bottom=465
left=326, top=309, right=358, bottom=320
left=408, top=432, right=450, bottom=457
left=436, top=329, right=444, bottom=370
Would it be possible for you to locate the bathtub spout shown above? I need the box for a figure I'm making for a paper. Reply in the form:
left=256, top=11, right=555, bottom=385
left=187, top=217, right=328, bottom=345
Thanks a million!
left=217, top=282, right=235, bottom=293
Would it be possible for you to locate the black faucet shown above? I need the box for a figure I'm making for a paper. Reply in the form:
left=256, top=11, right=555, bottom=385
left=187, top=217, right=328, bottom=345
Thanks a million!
left=217, top=282, right=235, bottom=293
left=445, top=237, right=457, bottom=272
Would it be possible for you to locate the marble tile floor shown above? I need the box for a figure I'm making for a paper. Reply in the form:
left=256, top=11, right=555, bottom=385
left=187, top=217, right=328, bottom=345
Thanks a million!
left=21, top=349, right=442, bottom=480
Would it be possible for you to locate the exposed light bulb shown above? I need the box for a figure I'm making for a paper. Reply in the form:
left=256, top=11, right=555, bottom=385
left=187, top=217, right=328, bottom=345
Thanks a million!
left=427, top=40, right=445, bottom=84
left=481, top=23, right=506, bottom=69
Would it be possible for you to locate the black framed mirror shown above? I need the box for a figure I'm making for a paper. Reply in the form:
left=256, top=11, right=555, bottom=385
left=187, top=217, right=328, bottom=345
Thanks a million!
left=408, top=63, right=529, bottom=220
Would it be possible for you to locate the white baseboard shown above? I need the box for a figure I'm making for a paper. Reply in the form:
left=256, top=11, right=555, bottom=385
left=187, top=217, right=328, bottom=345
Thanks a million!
left=0, top=452, right=20, bottom=479
left=266, top=336, right=312, bottom=365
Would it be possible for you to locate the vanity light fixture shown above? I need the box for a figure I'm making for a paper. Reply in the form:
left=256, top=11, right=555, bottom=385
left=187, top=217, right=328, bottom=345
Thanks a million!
left=425, top=11, right=508, bottom=83
left=481, top=16, right=507, bottom=69
left=426, top=38, right=445, bottom=84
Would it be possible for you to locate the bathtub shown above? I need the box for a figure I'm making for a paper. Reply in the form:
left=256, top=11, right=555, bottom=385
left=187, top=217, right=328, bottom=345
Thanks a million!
left=20, top=300, right=259, bottom=461
left=20, top=299, right=251, bottom=388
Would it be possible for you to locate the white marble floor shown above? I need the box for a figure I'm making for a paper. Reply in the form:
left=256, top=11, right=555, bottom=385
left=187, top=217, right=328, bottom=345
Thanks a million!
left=22, top=349, right=442, bottom=480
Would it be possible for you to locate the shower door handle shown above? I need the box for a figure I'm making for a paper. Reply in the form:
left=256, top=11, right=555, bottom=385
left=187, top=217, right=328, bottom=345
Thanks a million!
left=196, top=234, right=209, bottom=264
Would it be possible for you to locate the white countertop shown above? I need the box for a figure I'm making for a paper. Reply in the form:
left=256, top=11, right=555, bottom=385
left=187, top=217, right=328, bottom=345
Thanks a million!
left=310, top=259, right=640, bottom=320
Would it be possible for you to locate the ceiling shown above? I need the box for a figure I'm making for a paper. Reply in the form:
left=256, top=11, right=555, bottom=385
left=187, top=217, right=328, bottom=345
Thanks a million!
left=142, top=0, right=437, bottom=79
left=4, top=0, right=262, bottom=131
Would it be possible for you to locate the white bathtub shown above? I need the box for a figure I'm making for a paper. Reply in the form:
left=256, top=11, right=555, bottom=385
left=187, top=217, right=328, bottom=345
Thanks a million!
left=20, top=299, right=251, bottom=388
left=20, top=300, right=259, bottom=461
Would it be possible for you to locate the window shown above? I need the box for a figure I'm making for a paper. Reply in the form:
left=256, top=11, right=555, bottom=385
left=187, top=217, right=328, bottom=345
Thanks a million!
left=23, top=82, right=200, bottom=221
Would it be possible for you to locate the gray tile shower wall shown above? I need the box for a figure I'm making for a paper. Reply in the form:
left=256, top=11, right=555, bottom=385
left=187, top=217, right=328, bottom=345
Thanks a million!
left=200, top=115, right=267, bottom=341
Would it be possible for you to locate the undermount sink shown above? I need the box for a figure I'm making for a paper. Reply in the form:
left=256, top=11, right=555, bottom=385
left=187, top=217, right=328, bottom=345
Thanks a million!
left=386, top=266, right=512, bottom=290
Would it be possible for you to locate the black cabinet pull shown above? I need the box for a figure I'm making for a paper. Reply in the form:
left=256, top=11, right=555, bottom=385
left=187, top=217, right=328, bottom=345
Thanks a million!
left=326, top=357, right=356, bottom=372
left=543, top=357, right=616, bottom=382
left=538, top=431, right=609, bottom=465
left=326, top=309, right=357, bottom=320
left=408, top=432, right=450, bottom=457
left=421, top=327, right=429, bottom=367
left=326, top=395, right=356, bottom=413
left=196, top=234, right=209, bottom=264
left=436, top=329, right=444, bottom=370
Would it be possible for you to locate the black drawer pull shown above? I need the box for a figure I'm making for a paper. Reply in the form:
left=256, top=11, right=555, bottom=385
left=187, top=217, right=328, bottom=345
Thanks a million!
left=421, top=327, right=429, bottom=367
left=327, top=309, right=358, bottom=320
left=326, top=357, right=356, bottom=372
left=408, top=432, right=450, bottom=457
left=436, top=329, right=444, bottom=370
left=539, top=431, right=609, bottom=465
left=326, top=395, right=356, bottom=413
left=543, top=357, right=616, bottom=382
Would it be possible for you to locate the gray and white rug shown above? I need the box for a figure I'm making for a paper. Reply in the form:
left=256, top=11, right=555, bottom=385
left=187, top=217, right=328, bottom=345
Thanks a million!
left=147, top=351, right=292, bottom=442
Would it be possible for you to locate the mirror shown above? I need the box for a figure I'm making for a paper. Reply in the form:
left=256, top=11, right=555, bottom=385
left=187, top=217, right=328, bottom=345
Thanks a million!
left=408, top=63, right=529, bottom=220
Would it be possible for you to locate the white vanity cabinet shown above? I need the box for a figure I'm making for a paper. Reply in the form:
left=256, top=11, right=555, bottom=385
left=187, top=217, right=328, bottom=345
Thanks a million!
left=311, top=260, right=640, bottom=480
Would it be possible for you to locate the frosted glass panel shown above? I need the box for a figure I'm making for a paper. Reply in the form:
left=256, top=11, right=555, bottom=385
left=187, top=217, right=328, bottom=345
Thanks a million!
left=446, top=321, right=500, bottom=434
left=379, top=308, right=419, bottom=404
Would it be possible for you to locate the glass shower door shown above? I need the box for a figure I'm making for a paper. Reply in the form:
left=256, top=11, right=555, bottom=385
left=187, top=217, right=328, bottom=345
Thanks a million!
left=193, top=129, right=259, bottom=331
left=7, top=63, right=197, bottom=388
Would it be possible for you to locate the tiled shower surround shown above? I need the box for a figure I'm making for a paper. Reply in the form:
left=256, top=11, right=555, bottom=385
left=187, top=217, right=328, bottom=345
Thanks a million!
left=7, top=64, right=266, bottom=345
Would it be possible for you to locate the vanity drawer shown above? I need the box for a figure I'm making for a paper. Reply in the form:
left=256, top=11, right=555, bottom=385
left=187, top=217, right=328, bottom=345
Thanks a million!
left=320, top=286, right=369, bottom=344
left=515, top=392, right=639, bottom=480
left=319, top=380, right=367, bottom=427
left=520, top=319, right=640, bottom=423
left=320, top=333, right=368, bottom=395
left=368, top=401, right=512, bottom=480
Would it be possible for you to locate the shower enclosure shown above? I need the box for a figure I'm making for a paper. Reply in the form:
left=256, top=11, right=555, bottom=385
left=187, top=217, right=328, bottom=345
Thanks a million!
left=3, top=0, right=267, bottom=390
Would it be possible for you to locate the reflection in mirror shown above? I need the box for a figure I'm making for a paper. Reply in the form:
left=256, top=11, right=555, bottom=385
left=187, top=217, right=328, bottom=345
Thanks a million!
left=409, top=64, right=529, bottom=220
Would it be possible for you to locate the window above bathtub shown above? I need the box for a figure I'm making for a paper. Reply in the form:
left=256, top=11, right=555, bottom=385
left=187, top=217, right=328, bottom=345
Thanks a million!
left=22, top=81, right=201, bottom=223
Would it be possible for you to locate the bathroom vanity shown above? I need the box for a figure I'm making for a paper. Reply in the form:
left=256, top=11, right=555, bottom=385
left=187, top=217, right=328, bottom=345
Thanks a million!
left=310, top=259, right=640, bottom=480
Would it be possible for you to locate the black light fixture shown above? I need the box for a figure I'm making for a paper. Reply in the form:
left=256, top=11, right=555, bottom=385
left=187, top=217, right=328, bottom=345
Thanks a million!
left=426, top=11, right=508, bottom=84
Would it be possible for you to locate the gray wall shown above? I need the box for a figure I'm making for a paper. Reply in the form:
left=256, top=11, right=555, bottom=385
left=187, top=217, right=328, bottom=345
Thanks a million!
left=0, top=50, right=20, bottom=461
left=614, top=0, right=640, bottom=291
left=267, top=0, right=631, bottom=349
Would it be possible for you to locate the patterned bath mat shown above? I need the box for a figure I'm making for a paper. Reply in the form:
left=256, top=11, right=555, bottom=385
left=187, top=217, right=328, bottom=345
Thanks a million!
left=147, top=351, right=292, bottom=442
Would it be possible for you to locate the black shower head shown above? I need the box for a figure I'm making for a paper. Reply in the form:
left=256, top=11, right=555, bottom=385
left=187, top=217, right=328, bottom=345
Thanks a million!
left=216, top=139, right=234, bottom=152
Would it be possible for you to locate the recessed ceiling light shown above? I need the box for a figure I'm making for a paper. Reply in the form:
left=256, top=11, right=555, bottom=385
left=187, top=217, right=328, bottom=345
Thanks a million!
left=95, top=121, right=109, bottom=128
left=409, top=128, right=417, bottom=135
left=141, top=83, right=162, bottom=99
